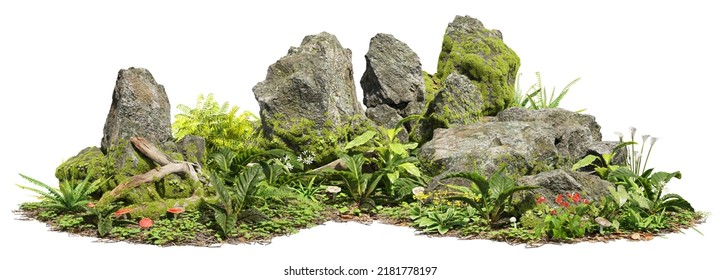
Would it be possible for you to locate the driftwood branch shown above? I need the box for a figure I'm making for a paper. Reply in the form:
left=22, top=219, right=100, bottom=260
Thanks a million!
left=311, top=151, right=375, bottom=173
left=130, top=137, right=174, bottom=165
left=98, top=137, right=201, bottom=205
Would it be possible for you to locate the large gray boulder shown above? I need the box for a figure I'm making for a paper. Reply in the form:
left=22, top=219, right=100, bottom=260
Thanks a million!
left=101, top=67, right=172, bottom=153
left=419, top=108, right=612, bottom=192
left=361, top=33, right=425, bottom=134
left=253, top=32, right=365, bottom=143
left=434, top=15, right=520, bottom=117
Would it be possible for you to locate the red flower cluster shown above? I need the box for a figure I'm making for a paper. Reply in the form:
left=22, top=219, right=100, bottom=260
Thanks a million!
left=554, top=192, right=590, bottom=208
left=536, top=196, right=547, bottom=204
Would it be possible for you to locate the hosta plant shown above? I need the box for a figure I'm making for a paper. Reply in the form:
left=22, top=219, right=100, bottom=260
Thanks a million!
left=443, top=168, right=538, bottom=226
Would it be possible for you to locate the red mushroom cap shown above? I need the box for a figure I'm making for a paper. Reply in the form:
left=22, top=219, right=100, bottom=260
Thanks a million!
left=114, top=208, right=132, bottom=217
left=86, top=202, right=95, bottom=208
left=139, top=217, right=154, bottom=229
left=167, top=207, right=185, bottom=214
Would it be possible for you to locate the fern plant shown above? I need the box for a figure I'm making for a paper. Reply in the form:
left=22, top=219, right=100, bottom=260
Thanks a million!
left=514, top=72, right=582, bottom=111
left=17, top=173, right=107, bottom=213
left=173, top=93, right=264, bottom=153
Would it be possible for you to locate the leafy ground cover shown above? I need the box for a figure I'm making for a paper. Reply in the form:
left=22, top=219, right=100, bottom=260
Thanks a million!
left=14, top=92, right=707, bottom=247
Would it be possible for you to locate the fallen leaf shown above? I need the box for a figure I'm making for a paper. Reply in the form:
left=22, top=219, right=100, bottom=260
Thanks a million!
left=630, top=233, right=641, bottom=240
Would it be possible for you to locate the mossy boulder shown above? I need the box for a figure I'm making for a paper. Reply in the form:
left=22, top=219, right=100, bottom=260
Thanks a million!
left=253, top=32, right=366, bottom=151
left=434, top=15, right=519, bottom=117
left=426, top=72, right=485, bottom=127
left=264, top=113, right=375, bottom=164
left=410, top=15, right=520, bottom=144
left=55, top=147, right=112, bottom=194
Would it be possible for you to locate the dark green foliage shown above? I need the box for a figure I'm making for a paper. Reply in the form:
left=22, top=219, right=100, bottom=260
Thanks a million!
left=443, top=168, right=539, bottom=226
left=204, top=165, right=267, bottom=237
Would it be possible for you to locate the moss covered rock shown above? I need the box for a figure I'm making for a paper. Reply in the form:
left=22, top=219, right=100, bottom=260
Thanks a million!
left=253, top=32, right=366, bottom=149
left=55, top=147, right=112, bottom=194
left=435, top=15, right=520, bottom=117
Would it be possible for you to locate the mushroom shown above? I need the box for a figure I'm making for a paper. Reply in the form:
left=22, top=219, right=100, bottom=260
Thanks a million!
left=412, top=187, right=425, bottom=196
left=167, top=207, right=185, bottom=219
left=509, top=216, right=517, bottom=229
left=114, top=208, right=132, bottom=219
left=326, top=185, right=341, bottom=200
left=595, top=217, right=612, bottom=234
left=139, top=217, right=154, bottom=229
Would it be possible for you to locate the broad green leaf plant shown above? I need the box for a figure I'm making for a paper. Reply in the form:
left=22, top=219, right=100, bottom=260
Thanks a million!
left=444, top=168, right=538, bottom=226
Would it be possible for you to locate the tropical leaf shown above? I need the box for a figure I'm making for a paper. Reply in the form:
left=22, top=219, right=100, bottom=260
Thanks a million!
left=344, top=130, right=377, bottom=151
left=659, top=193, right=694, bottom=212
left=571, top=155, right=598, bottom=171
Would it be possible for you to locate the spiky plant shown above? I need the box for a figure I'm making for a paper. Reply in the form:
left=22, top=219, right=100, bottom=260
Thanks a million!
left=17, top=173, right=107, bottom=213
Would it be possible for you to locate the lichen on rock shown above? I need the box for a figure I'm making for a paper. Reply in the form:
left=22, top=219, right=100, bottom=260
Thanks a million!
left=435, top=16, right=520, bottom=117
left=253, top=32, right=366, bottom=151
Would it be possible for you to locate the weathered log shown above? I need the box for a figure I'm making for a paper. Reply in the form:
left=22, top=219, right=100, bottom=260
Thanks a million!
left=98, top=137, right=200, bottom=205
left=130, top=137, right=174, bottom=165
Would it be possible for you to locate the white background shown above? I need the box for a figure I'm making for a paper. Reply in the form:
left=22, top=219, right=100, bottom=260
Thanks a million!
left=1, top=1, right=718, bottom=279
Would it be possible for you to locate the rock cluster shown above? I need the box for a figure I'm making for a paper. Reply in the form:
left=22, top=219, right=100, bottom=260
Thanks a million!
left=56, top=15, right=625, bottom=215
left=418, top=107, right=620, bottom=197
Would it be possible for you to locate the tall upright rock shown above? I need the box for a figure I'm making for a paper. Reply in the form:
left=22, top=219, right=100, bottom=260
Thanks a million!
left=100, top=67, right=172, bottom=178
left=101, top=67, right=172, bottom=153
left=427, top=15, right=520, bottom=126
left=253, top=32, right=365, bottom=147
left=361, top=33, right=425, bottom=139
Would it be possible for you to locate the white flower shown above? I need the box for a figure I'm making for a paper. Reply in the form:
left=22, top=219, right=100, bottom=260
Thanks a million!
left=649, top=137, right=658, bottom=146
left=614, top=131, right=624, bottom=138
left=412, top=187, right=425, bottom=195
left=284, top=162, right=294, bottom=171
left=326, top=186, right=341, bottom=194
left=641, top=135, right=650, bottom=142
left=629, top=127, right=637, bottom=138
left=283, top=155, right=290, bottom=162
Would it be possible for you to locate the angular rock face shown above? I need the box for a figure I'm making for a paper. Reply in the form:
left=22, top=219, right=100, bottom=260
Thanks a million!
left=361, top=33, right=425, bottom=134
left=517, top=169, right=613, bottom=202
left=419, top=108, right=607, bottom=192
left=496, top=107, right=601, bottom=160
left=434, top=15, right=520, bottom=117
left=427, top=72, right=484, bottom=127
left=253, top=32, right=365, bottom=142
left=101, top=67, right=172, bottom=153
